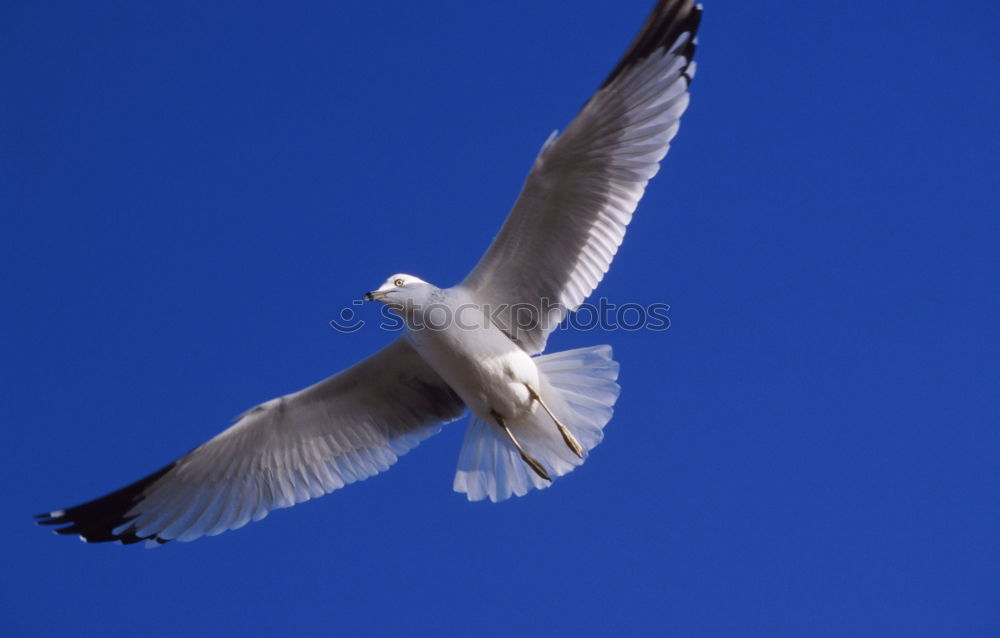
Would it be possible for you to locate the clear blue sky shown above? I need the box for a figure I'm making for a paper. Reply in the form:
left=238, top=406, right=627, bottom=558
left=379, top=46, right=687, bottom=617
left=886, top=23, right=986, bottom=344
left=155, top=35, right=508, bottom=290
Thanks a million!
left=3, top=1, right=998, bottom=636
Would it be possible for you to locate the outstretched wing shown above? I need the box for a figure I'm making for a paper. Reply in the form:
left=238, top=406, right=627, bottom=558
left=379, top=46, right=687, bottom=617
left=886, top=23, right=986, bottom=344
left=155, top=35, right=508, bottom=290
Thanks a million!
left=37, top=338, right=465, bottom=545
left=461, top=0, right=701, bottom=354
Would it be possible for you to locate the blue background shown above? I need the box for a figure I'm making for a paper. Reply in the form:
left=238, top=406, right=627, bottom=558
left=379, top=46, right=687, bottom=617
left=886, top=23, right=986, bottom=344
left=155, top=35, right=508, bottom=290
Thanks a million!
left=3, top=1, right=998, bottom=635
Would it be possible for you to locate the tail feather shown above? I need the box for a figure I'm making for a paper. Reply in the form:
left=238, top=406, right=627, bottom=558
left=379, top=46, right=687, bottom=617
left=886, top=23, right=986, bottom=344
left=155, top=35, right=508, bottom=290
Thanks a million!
left=453, top=344, right=620, bottom=502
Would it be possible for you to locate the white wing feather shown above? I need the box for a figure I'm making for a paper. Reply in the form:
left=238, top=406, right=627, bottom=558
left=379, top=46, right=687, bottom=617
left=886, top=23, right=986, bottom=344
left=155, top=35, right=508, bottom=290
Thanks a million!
left=38, top=338, right=465, bottom=545
left=461, top=1, right=701, bottom=354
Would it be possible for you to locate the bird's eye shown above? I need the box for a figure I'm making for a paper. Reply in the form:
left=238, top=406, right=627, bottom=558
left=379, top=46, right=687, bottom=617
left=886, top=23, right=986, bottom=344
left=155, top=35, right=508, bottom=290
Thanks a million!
left=394, top=278, right=404, bottom=287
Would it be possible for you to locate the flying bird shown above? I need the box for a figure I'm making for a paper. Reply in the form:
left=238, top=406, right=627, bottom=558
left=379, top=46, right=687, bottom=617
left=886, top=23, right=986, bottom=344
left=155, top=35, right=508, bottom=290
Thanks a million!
left=38, top=0, right=702, bottom=546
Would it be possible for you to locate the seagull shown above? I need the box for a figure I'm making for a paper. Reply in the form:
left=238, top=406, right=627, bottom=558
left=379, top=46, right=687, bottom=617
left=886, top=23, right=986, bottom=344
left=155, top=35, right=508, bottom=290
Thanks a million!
left=37, top=0, right=701, bottom=546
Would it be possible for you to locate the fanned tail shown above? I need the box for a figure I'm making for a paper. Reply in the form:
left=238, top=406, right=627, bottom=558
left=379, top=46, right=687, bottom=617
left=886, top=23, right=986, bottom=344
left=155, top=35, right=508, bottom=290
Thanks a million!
left=453, top=345, right=620, bottom=502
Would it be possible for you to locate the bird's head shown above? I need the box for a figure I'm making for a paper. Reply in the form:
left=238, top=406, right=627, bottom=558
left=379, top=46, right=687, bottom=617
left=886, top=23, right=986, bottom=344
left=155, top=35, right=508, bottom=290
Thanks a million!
left=364, top=273, right=434, bottom=309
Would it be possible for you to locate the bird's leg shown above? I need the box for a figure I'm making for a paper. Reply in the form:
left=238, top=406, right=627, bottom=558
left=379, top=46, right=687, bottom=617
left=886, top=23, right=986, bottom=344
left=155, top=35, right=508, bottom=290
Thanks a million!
left=491, top=409, right=550, bottom=482
left=526, top=385, right=584, bottom=459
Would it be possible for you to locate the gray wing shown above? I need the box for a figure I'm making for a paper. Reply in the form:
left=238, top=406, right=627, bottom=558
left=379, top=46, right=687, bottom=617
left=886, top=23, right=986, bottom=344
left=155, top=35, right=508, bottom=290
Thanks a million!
left=460, top=0, right=701, bottom=354
left=37, top=338, right=465, bottom=545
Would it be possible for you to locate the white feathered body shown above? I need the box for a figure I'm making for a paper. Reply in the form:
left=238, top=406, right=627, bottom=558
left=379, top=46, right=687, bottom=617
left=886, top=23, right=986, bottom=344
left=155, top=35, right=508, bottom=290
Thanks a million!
left=397, top=283, right=620, bottom=502
left=402, top=286, right=539, bottom=421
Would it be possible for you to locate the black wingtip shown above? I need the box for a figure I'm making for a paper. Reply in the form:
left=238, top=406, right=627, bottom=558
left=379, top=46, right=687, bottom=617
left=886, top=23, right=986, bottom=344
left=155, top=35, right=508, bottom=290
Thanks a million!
left=37, top=461, right=177, bottom=545
left=600, top=0, right=703, bottom=90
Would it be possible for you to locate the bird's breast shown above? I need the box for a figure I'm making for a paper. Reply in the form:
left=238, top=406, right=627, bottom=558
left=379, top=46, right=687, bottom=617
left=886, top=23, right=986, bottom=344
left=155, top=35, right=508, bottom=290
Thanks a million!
left=405, top=310, right=538, bottom=421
